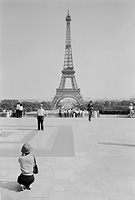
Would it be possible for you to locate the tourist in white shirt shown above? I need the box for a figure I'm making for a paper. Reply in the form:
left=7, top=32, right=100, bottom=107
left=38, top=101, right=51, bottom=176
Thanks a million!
left=17, top=143, right=35, bottom=191
left=129, top=103, right=134, bottom=118
left=37, top=104, right=45, bottom=130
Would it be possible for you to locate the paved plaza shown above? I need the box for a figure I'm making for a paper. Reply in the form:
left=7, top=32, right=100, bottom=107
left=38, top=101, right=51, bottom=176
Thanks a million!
left=0, top=116, right=135, bottom=200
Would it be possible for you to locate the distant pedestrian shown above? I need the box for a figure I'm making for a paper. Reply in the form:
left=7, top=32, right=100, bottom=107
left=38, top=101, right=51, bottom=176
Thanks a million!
left=64, top=109, right=67, bottom=117
left=70, top=108, right=74, bottom=117
left=133, top=102, right=135, bottom=118
left=6, top=110, right=10, bottom=117
left=17, top=143, right=36, bottom=191
left=129, top=103, right=134, bottom=118
left=97, top=110, right=100, bottom=118
left=59, top=107, right=62, bottom=117
left=23, top=109, right=26, bottom=117
left=87, top=101, right=93, bottom=121
left=37, top=104, right=45, bottom=130
left=16, top=103, right=20, bottom=118
left=19, top=103, right=23, bottom=118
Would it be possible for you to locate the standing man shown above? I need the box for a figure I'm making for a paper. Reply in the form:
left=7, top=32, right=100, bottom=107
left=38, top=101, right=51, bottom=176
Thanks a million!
left=129, top=103, right=134, bottom=118
left=58, top=107, right=62, bottom=117
left=37, top=104, right=45, bottom=131
left=16, top=103, right=20, bottom=118
left=87, top=101, right=93, bottom=121
left=19, top=103, right=23, bottom=118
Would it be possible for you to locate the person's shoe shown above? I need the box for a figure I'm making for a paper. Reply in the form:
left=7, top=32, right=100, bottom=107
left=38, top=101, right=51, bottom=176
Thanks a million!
left=26, top=185, right=32, bottom=190
left=20, top=184, right=26, bottom=191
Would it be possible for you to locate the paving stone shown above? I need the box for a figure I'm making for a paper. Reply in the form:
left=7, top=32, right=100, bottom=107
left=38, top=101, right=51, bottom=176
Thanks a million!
left=0, top=117, right=135, bottom=200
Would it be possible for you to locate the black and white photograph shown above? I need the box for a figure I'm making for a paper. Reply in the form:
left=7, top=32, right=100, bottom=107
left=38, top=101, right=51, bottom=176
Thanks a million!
left=0, top=0, right=135, bottom=199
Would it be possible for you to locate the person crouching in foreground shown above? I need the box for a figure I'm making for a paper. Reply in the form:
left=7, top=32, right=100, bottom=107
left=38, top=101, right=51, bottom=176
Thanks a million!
left=17, top=143, right=35, bottom=191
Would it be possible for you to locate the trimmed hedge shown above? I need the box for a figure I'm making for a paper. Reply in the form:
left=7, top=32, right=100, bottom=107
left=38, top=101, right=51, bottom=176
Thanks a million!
left=99, top=110, right=129, bottom=115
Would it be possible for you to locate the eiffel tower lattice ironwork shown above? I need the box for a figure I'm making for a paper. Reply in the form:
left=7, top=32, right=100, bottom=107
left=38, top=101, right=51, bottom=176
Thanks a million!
left=51, top=10, right=83, bottom=108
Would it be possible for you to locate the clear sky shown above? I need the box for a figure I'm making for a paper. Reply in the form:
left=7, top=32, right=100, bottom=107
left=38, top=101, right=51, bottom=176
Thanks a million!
left=0, top=0, right=135, bottom=100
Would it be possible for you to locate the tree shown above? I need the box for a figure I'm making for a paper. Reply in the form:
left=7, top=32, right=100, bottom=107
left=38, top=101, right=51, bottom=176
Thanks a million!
left=0, top=99, right=19, bottom=110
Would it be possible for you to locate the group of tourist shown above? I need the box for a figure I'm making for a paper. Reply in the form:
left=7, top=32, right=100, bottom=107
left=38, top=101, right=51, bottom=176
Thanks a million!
left=58, top=107, right=84, bottom=118
left=2, top=103, right=24, bottom=118
left=2, top=109, right=13, bottom=117
left=58, top=102, right=100, bottom=120
left=16, top=103, right=24, bottom=118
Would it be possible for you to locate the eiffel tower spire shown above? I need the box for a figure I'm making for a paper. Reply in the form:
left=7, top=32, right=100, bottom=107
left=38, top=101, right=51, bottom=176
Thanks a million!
left=64, top=9, right=73, bottom=69
left=51, top=11, right=83, bottom=108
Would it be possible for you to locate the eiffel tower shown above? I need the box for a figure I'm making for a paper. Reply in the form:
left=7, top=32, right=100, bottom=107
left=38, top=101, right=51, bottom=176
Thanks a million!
left=51, top=10, right=83, bottom=108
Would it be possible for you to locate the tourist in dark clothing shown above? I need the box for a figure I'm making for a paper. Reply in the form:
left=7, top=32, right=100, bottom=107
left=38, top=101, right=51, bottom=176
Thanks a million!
left=19, top=104, right=23, bottom=118
left=87, top=101, right=93, bottom=121
left=16, top=103, right=20, bottom=118
left=59, top=107, right=62, bottom=117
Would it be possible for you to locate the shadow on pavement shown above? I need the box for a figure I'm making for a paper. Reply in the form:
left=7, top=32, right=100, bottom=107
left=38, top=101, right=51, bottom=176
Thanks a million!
left=0, top=181, right=20, bottom=192
left=99, top=142, right=135, bottom=147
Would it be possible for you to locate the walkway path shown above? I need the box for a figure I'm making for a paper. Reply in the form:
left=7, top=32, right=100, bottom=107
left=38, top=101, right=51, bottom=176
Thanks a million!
left=0, top=116, right=135, bottom=200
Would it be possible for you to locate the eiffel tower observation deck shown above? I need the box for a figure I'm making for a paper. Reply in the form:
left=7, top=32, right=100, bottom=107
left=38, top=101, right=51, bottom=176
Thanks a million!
left=51, top=10, right=83, bottom=108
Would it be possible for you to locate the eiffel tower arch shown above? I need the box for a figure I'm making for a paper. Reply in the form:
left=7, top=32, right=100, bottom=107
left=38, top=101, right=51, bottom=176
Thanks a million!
left=51, top=10, right=83, bottom=108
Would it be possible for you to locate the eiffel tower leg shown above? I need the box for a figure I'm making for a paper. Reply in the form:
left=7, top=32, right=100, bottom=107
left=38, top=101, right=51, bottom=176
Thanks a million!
left=51, top=95, right=59, bottom=108
left=71, top=76, right=78, bottom=90
left=59, top=77, right=66, bottom=89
